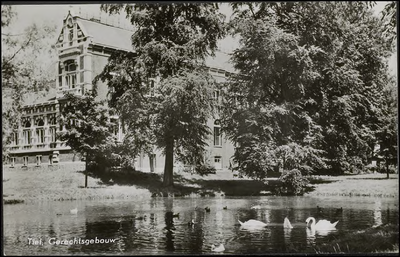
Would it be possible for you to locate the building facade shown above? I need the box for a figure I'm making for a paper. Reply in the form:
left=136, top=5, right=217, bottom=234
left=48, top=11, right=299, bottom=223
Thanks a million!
left=6, top=10, right=235, bottom=172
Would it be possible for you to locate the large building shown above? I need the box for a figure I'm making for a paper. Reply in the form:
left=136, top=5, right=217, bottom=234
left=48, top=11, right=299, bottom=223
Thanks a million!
left=5, top=10, right=235, bottom=173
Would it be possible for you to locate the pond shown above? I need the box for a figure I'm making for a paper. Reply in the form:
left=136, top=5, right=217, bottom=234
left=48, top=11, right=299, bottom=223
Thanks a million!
left=3, top=196, right=398, bottom=255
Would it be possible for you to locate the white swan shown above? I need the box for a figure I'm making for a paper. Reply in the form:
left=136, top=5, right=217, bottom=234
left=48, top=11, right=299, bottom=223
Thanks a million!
left=250, top=205, right=261, bottom=210
left=211, top=243, right=225, bottom=252
left=283, top=217, right=293, bottom=229
left=70, top=208, right=78, bottom=215
left=238, top=219, right=267, bottom=228
left=305, top=217, right=338, bottom=230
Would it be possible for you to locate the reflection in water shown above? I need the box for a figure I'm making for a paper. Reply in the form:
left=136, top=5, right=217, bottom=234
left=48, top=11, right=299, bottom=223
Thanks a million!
left=283, top=228, right=292, bottom=245
left=306, top=227, right=316, bottom=247
left=3, top=197, right=399, bottom=255
left=373, top=200, right=382, bottom=228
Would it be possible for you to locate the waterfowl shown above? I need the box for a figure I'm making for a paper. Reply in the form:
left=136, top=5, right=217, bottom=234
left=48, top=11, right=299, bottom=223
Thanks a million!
left=172, top=213, right=180, bottom=218
left=335, top=207, right=343, bottom=214
left=251, top=205, right=261, bottom=210
left=238, top=219, right=267, bottom=228
left=305, top=217, right=338, bottom=230
left=205, top=207, right=211, bottom=212
left=70, top=208, right=78, bottom=215
left=317, top=206, right=323, bottom=213
left=211, top=243, right=225, bottom=252
left=223, top=206, right=227, bottom=210
left=283, top=217, right=293, bottom=229
left=135, top=215, right=147, bottom=221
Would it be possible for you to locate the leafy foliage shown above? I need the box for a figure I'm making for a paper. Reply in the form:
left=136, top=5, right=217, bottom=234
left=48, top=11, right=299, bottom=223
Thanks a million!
left=57, top=92, right=117, bottom=173
left=276, top=169, right=309, bottom=196
left=222, top=2, right=395, bottom=180
left=97, top=3, right=226, bottom=186
left=2, top=5, right=56, bottom=161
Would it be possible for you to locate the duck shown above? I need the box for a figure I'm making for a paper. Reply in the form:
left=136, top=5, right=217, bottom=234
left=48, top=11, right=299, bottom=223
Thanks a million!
left=135, top=215, right=147, bottom=221
left=283, top=217, right=293, bottom=229
left=335, top=207, right=343, bottom=214
left=211, top=243, right=225, bottom=252
left=305, top=217, right=338, bottom=230
left=317, top=206, right=323, bottom=213
left=70, top=208, right=78, bottom=215
left=238, top=219, right=267, bottom=228
left=205, top=207, right=211, bottom=212
left=188, top=219, right=196, bottom=226
left=172, top=212, right=180, bottom=218
left=223, top=206, right=227, bottom=210
left=250, top=205, right=261, bottom=210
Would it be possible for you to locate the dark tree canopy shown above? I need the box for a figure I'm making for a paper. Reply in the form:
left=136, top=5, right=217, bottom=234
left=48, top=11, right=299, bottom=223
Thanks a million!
left=221, top=2, right=395, bottom=179
left=97, top=3, right=226, bottom=186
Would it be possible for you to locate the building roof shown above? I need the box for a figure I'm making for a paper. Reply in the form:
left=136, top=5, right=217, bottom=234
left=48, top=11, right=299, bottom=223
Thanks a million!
left=205, top=50, right=234, bottom=73
left=77, top=17, right=234, bottom=72
left=78, top=18, right=134, bottom=52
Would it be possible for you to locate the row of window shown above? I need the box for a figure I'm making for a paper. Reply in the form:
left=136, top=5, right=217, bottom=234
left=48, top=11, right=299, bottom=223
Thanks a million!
left=12, top=128, right=57, bottom=146
left=22, top=116, right=57, bottom=128
left=9, top=155, right=57, bottom=167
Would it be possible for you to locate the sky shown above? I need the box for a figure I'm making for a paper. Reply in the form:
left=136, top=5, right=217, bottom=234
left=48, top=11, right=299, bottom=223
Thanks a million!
left=3, top=2, right=397, bottom=76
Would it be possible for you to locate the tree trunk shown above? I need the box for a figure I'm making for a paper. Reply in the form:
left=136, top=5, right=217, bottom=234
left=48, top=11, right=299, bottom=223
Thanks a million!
left=386, top=160, right=389, bottom=179
left=85, top=157, right=88, bottom=188
left=149, top=154, right=155, bottom=173
left=163, top=139, right=174, bottom=187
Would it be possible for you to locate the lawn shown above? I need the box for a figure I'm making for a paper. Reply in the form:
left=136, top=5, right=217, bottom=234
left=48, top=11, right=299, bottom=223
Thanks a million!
left=3, top=163, right=398, bottom=203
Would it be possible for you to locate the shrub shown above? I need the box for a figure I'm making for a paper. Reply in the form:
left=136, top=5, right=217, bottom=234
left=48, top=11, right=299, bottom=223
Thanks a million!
left=276, top=169, right=309, bottom=196
left=195, top=162, right=216, bottom=176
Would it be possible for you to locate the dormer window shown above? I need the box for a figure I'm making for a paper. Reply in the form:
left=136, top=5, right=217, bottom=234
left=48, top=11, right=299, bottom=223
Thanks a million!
left=64, top=60, right=77, bottom=89
left=67, top=17, right=73, bottom=28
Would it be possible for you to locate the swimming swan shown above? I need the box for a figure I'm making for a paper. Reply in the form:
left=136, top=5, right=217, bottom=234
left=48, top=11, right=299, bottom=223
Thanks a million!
left=70, top=208, right=78, bottom=215
left=211, top=243, right=225, bottom=252
left=250, top=205, right=261, bottom=210
left=238, top=219, right=267, bottom=228
left=306, top=217, right=338, bottom=230
left=283, top=217, right=293, bottom=229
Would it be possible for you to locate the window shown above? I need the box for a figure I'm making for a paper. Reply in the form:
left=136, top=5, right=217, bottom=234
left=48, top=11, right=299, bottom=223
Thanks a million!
left=50, top=127, right=57, bottom=142
left=10, top=157, right=15, bottom=167
left=36, top=129, right=45, bottom=144
left=36, top=155, right=42, bottom=166
left=23, top=156, right=28, bottom=166
left=214, top=156, right=222, bottom=170
left=11, top=132, right=18, bottom=146
left=214, top=120, right=222, bottom=147
left=64, top=60, right=77, bottom=89
left=23, top=130, right=32, bottom=145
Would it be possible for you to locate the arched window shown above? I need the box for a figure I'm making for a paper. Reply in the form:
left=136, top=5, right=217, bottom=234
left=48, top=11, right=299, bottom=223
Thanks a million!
left=36, top=119, right=44, bottom=127
left=64, top=60, right=77, bottom=89
left=214, top=120, right=222, bottom=147
left=24, top=121, right=31, bottom=128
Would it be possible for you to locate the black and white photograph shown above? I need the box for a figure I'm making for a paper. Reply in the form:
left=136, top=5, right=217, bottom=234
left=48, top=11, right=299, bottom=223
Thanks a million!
left=2, top=1, right=398, bottom=255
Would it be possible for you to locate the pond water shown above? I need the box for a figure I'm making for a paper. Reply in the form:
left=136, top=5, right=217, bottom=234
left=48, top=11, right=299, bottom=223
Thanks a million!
left=3, top=196, right=399, bottom=255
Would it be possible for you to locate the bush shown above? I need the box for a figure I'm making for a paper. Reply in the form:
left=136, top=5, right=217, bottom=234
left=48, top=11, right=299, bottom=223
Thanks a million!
left=275, top=169, right=309, bottom=196
left=195, top=162, right=216, bottom=176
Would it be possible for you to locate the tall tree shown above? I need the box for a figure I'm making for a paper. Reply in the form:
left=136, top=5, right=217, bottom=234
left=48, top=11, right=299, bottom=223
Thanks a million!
left=222, top=2, right=394, bottom=178
left=2, top=5, right=56, bottom=161
left=57, top=92, right=115, bottom=187
left=97, top=3, right=226, bottom=187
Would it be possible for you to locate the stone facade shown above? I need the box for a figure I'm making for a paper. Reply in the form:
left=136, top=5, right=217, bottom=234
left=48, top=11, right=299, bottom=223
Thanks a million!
left=6, top=10, right=235, bottom=172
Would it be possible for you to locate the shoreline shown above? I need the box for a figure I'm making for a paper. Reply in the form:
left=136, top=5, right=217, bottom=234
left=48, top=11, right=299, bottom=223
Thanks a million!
left=2, top=163, right=399, bottom=204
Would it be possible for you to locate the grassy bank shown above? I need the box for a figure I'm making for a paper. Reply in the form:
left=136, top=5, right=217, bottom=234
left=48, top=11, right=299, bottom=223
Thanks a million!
left=306, top=173, right=399, bottom=198
left=3, top=164, right=398, bottom=204
left=3, top=163, right=151, bottom=203
left=313, top=224, right=399, bottom=254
